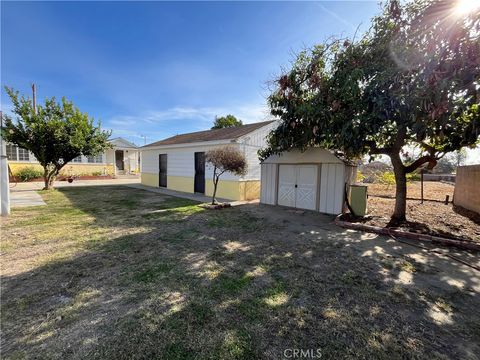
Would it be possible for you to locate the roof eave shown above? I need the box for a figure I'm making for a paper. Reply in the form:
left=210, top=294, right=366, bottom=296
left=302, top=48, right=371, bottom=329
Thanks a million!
left=141, top=138, right=238, bottom=150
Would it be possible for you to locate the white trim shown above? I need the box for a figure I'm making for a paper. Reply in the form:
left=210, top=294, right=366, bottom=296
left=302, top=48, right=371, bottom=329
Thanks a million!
left=109, top=137, right=138, bottom=149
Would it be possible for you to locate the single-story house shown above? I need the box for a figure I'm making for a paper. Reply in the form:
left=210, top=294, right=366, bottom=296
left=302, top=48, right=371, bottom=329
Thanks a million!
left=6, top=137, right=140, bottom=177
left=260, top=148, right=357, bottom=214
left=140, top=121, right=277, bottom=201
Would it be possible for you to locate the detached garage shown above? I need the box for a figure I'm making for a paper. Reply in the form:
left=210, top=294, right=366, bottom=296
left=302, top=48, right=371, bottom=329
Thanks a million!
left=260, top=148, right=356, bottom=215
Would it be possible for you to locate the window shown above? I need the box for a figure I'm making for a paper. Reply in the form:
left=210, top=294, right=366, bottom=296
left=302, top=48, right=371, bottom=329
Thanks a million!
left=6, top=144, right=29, bottom=161
left=72, top=156, right=82, bottom=163
left=6, top=144, right=17, bottom=160
left=18, top=148, right=30, bottom=161
left=87, top=154, right=103, bottom=163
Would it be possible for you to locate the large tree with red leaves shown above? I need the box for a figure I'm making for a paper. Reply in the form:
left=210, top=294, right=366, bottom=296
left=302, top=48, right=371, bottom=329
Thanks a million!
left=260, top=0, right=480, bottom=222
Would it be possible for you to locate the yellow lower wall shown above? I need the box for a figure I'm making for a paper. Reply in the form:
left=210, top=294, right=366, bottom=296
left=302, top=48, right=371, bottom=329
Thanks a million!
left=9, top=162, right=115, bottom=176
left=140, top=173, right=261, bottom=201
left=141, top=173, right=159, bottom=187
left=167, top=175, right=194, bottom=193
left=205, top=179, right=241, bottom=201
left=206, top=179, right=261, bottom=201
left=240, top=180, right=261, bottom=201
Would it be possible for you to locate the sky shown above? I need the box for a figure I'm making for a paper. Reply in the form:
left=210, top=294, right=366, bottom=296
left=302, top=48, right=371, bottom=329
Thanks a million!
left=1, top=0, right=479, bottom=163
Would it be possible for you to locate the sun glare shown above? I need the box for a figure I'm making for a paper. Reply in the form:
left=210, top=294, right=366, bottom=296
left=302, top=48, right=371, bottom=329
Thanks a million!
left=454, top=0, right=480, bottom=16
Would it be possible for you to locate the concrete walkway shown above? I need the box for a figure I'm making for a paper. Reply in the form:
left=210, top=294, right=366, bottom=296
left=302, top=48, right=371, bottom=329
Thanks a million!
left=10, top=190, right=46, bottom=207
left=126, top=183, right=259, bottom=206
left=126, top=183, right=226, bottom=203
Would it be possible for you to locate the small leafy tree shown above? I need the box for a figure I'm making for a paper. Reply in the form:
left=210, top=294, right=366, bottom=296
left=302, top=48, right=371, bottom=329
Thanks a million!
left=2, top=87, right=111, bottom=189
left=260, top=0, right=480, bottom=222
left=212, top=115, right=243, bottom=129
left=205, top=146, right=247, bottom=204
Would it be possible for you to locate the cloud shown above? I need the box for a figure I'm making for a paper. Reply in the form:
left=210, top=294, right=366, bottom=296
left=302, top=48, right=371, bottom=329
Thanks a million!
left=106, top=102, right=272, bottom=144
left=315, top=3, right=358, bottom=33
left=108, top=103, right=270, bottom=128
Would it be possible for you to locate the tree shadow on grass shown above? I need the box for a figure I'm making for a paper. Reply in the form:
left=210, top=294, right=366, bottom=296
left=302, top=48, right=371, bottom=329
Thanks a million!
left=2, top=186, right=480, bottom=359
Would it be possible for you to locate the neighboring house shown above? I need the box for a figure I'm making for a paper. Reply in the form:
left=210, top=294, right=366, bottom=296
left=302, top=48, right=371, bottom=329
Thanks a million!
left=7, top=137, right=140, bottom=177
left=140, top=121, right=276, bottom=201
left=260, top=148, right=357, bottom=215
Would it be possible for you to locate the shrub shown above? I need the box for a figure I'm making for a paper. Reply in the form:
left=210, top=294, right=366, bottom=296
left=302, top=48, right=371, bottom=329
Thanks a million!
left=372, top=171, right=420, bottom=186
left=406, top=172, right=421, bottom=182
left=15, top=167, right=43, bottom=182
left=356, top=170, right=365, bottom=183
left=377, top=171, right=396, bottom=186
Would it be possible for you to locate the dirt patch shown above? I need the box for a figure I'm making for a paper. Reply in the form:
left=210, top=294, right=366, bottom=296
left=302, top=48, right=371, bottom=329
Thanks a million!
left=367, top=181, right=454, bottom=201
left=361, top=182, right=479, bottom=242
left=347, top=197, right=480, bottom=242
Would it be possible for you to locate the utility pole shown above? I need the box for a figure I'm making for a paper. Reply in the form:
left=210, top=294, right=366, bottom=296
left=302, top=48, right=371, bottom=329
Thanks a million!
left=0, top=111, right=11, bottom=216
left=32, top=83, right=37, bottom=114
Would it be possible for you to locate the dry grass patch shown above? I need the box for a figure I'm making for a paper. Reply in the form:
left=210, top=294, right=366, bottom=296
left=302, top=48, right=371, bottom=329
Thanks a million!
left=1, top=186, right=479, bottom=359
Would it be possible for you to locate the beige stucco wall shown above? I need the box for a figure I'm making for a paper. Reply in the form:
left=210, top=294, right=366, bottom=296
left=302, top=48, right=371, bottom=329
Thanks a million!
left=454, top=165, right=480, bottom=214
left=9, top=162, right=114, bottom=176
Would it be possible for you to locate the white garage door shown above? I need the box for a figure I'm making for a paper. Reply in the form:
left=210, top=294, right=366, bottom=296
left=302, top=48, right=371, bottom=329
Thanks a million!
left=278, top=165, right=318, bottom=210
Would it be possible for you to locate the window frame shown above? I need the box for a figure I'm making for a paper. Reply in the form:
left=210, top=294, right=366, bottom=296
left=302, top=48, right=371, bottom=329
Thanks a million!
left=6, top=144, right=30, bottom=162
left=87, top=154, right=104, bottom=163
left=6, top=144, right=18, bottom=161
left=72, top=156, right=83, bottom=163
left=17, top=147, right=30, bottom=161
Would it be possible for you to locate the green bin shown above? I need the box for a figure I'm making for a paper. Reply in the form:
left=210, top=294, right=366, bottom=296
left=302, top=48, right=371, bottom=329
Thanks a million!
left=349, top=184, right=368, bottom=216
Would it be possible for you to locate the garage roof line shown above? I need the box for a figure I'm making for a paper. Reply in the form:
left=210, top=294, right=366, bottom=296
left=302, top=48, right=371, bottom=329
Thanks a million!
left=142, top=120, right=275, bottom=148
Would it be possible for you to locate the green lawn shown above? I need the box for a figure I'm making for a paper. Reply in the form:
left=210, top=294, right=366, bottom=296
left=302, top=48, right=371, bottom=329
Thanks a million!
left=1, top=186, right=479, bottom=359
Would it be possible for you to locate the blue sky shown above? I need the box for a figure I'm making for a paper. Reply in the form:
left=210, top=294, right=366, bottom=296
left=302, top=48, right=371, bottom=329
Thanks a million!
left=1, top=1, right=479, bottom=163
left=1, top=1, right=380, bottom=145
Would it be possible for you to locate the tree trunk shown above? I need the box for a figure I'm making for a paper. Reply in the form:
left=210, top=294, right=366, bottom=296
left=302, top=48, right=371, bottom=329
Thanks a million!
left=390, top=155, right=407, bottom=223
left=43, top=168, right=50, bottom=190
left=211, top=167, right=218, bottom=205
left=48, top=174, right=56, bottom=189
left=43, top=167, right=57, bottom=190
left=212, top=177, right=219, bottom=205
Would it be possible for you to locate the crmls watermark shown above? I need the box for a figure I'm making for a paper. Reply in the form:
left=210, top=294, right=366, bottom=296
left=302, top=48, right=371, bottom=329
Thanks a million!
left=283, top=348, right=322, bottom=358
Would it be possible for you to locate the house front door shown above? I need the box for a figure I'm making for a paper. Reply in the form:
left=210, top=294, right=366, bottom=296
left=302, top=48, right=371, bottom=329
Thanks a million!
left=194, top=152, right=205, bottom=193
left=115, top=150, right=124, bottom=170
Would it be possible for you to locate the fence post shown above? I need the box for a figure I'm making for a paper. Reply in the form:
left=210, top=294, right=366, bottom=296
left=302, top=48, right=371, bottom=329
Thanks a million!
left=421, top=169, right=424, bottom=204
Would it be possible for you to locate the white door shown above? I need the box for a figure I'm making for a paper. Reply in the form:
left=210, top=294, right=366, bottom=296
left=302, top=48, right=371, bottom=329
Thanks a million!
left=277, top=164, right=318, bottom=210
left=278, top=165, right=296, bottom=207
left=296, top=165, right=318, bottom=210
